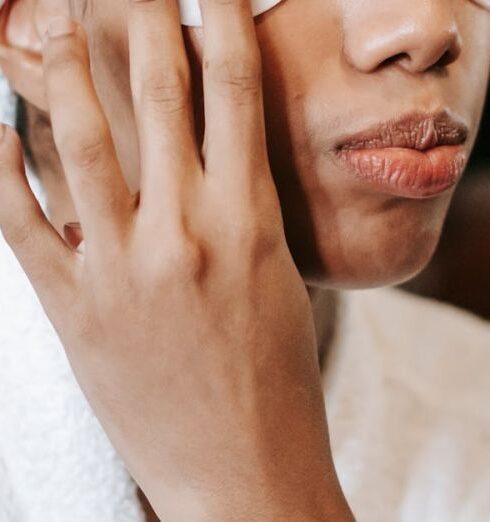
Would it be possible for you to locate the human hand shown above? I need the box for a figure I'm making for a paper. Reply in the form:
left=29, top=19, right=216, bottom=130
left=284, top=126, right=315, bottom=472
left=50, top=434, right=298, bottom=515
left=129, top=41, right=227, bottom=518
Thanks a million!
left=0, top=0, right=352, bottom=519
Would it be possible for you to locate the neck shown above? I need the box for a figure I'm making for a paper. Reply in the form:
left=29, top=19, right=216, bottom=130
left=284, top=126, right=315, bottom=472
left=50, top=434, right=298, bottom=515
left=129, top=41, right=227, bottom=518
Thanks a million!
left=307, top=285, right=339, bottom=373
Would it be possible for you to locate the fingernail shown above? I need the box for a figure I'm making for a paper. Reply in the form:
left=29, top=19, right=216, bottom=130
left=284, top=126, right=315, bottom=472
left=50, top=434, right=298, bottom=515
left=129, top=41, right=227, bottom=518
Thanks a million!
left=44, top=16, right=77, bottom=41
left=63, top=222, right=84, bottom=250
left=64, top=221, right=81, bottom=229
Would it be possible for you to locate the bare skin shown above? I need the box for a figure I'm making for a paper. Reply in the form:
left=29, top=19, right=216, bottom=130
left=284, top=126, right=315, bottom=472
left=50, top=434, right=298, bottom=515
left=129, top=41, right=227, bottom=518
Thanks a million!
left=20, top=98, right=338, bottom=521
left=2, top=0, right=490, bottom=288
left=0, top=0, right=489, bottom=519
left=0, top=3, right=352, bottom=520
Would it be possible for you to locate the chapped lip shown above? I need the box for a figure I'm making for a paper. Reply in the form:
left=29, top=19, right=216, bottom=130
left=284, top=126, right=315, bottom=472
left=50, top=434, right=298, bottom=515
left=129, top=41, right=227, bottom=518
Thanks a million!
left=332, top=110, right=469, bottom=199
left=334, top=110, right=469, bottom=152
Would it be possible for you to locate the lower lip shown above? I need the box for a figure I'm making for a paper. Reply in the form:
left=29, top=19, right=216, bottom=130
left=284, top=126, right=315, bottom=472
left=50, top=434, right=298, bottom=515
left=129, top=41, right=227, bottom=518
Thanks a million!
left=335, top=145, right=467, bottom=199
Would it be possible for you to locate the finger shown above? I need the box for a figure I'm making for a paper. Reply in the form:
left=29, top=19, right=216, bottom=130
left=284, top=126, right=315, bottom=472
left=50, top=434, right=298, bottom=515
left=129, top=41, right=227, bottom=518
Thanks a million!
left=199, top=0, right=270, bottom=189
left=128, top=0, right=201, bottom=215
left=0, top=46, right=48, bottom=111
left=42, top=17, right=133, bottom=249
left=0, top=124, right=76, bottom=308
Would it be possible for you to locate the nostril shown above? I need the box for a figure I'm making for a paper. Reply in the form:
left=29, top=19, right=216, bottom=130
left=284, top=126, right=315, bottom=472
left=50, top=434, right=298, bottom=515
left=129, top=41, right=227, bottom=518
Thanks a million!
left=342, top=11, right=463, bottom=75
left=377, top=42, right=459, bottom=73
left=435, top=49, right=456, bottom=68
left=378, top=52, right=410, bottom=70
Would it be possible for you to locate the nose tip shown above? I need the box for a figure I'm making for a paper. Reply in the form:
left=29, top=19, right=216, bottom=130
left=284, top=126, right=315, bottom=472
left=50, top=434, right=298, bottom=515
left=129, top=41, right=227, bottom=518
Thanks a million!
left=343, top=2, right=463, bottom=74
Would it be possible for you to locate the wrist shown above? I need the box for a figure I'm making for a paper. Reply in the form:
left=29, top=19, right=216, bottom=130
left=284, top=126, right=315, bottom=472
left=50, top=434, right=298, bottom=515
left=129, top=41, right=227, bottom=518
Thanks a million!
left=147, top=450, right=354, bottom=522
left=152, top=482, right=353, bottom=522
left=143, top=369, right=354, bottom=520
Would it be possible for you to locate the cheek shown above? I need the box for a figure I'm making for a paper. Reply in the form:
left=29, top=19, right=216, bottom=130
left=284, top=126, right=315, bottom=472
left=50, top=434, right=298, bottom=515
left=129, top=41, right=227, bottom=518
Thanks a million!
left=450, top=7, right=490, bottom=140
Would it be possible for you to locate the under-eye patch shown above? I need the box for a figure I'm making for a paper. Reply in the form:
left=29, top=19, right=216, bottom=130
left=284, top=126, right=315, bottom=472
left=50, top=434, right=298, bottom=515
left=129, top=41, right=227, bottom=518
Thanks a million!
left=472, top=0, right=490, bottom=9
left=178, top=0, right=284, bottom=26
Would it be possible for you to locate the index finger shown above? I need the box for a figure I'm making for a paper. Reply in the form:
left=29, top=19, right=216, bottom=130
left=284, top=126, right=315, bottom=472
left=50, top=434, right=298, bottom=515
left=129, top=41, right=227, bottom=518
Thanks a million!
left=42, top=18, right=133, bottom=250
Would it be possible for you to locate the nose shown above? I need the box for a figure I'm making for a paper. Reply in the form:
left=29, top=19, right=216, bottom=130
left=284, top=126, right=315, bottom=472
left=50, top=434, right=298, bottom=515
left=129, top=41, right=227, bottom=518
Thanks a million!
left=342, top=0, right=462, bottom=73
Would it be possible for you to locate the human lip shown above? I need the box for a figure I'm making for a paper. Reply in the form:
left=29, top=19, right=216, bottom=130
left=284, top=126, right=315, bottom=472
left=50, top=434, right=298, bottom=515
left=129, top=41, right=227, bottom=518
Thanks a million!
left=333, top=111, right=469, bottom=199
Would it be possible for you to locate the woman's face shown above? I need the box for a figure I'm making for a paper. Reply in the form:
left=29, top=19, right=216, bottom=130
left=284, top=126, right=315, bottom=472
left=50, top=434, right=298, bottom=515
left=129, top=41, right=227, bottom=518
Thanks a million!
left=71, top=0, right=490, bottom=288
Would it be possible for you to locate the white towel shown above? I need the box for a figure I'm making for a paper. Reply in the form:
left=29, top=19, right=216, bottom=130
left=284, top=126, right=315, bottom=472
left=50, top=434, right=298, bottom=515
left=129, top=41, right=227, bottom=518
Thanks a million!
left=178, top=0, right=283, bottom=26
left=0, top=74, right=144, bottom=521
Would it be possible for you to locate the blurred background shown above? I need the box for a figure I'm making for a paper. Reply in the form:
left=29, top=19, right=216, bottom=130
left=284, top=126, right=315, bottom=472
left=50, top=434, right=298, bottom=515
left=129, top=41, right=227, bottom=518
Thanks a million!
left=401, top=88, right=490, bottom=319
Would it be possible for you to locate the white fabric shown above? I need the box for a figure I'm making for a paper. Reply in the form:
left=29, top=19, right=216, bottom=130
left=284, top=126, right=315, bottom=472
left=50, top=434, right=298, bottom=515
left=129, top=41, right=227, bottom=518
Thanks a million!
left=178, top=0, right=283, bottom=26
left=0, top=70, right=16, bottom=127
left=325, top=288, right=490, bottom=521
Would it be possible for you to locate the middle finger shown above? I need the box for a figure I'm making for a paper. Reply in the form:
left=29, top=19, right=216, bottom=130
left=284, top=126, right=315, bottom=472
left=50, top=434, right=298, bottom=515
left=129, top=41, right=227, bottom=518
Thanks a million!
left=200, top=0, right=269, bottom=191
left=128, top=0, right=201, bottom=216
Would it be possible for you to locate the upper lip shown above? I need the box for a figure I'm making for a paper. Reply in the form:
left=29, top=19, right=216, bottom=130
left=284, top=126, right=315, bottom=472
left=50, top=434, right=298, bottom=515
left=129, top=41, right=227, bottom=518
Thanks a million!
left=335, top=110, right=469, bottom=152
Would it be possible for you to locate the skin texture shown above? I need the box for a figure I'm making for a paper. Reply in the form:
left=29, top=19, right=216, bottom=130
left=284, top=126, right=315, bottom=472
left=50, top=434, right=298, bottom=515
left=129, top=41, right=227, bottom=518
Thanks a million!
left=1, top=0, right=489, bottom=288
left=0, top=0, right=488, bottom=519
left=0, top=1, right=353, bottom=520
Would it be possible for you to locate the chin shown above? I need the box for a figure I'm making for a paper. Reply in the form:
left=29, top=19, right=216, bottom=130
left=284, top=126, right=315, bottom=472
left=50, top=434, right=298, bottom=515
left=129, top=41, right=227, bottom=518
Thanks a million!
left=314, top=238, right=440, bottom=290
left=300, top=233, right=441, bottom=290
left=287, top=191, right=453, bottom=291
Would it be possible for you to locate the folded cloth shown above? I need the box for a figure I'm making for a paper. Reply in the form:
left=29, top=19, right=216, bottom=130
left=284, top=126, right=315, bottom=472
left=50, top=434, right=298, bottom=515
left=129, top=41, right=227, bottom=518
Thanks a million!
left=179, top=0, right=283, bottom=26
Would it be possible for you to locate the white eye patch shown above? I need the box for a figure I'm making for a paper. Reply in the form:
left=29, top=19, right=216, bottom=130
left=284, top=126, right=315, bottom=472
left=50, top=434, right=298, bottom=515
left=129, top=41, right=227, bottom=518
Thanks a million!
left=178, top=0, right=284, bottom=26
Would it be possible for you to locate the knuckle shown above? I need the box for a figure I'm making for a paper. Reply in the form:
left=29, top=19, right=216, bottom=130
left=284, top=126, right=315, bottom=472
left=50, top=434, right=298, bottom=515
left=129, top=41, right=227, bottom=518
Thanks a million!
left=1, top=211, right=35, bottom=249
left=140, top=65, right=190, bottom=114
left=133, top=224, right=209, bottom=288
left=205, top=54, right=262, bottom=103
left=234, top=218, right=282, bottom=263
left=60, top=123, right=110, bottom=170
left=163, top=236, right=208, bottom=282
left=44, top=45, right=84, bottom=76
